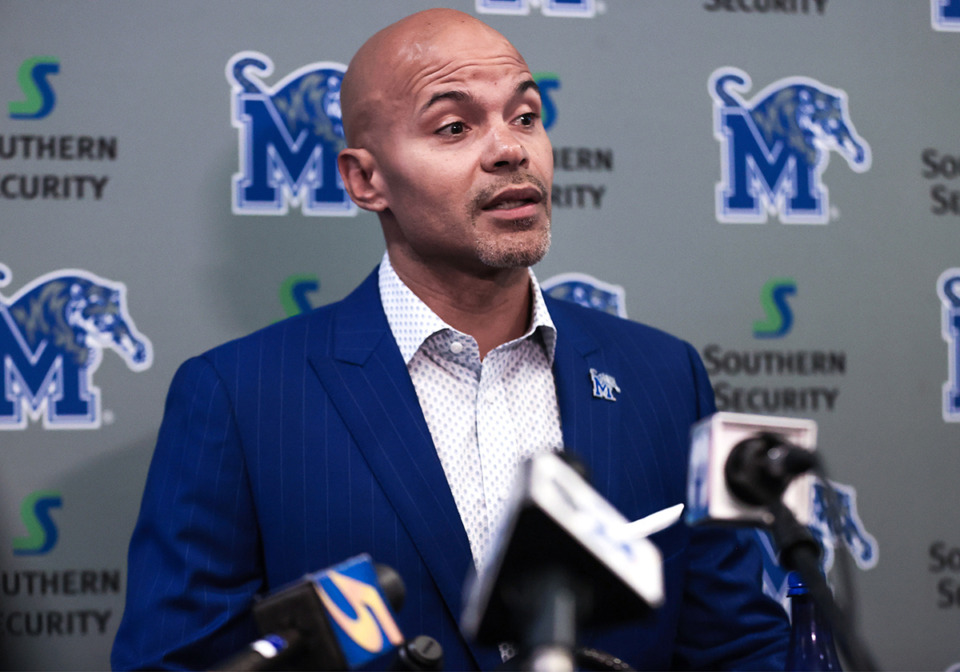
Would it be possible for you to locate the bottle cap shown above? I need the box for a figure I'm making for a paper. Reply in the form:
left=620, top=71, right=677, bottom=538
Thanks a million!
left=787, top=571, right=809, bottom=596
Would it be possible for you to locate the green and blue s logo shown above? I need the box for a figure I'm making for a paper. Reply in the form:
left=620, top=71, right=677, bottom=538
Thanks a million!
left=10, top=56, right=59, bottom=120
left=753, top=278, right=796, bottom=339
left=533, top=73, right=560, bottom=131
left=13, top=490, right=62, bottom=556
left=279, top=274, right=321, bottom=318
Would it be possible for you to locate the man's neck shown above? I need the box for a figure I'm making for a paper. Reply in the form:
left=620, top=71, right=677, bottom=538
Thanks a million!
left=389, top=256, right=533, bottom=360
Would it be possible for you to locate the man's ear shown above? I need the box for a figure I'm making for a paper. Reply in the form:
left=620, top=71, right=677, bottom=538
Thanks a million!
left=338, top=148, right=388, bottom=212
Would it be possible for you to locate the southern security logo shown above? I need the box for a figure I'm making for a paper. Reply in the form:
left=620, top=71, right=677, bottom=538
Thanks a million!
left=704, top=0, right=826, bottom=14
left=3, top=56, right=117, bottom=203
left=9, top=56, right=59, bottom=120
left=710, top=67, right=871, bottom=224
left=227, top=52, right=353, bottom=217
left=0, top=263, right=152, bottom=430
left=13, top=490, right=62, bottom=556
left=5, top=490, right=122, bottom=638
left=753, top=278, right=796, bottom=339
left=703, top=277, right=846, bottom=414
left=476, top=0, right=598, bottom=17
left=933, top=0, right=960, bottom=31
left=535, top=71, right=614, bottom=211
left=938, top=268, right=960, bottom=422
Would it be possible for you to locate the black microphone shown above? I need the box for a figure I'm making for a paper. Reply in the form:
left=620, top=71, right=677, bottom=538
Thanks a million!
left=462, top=451, right=663, bottom=671
left=725, top=431, right=819, bottom=508
left=685, top=411, right=823, bottom=573
left=685, top=412, right=818, bottom=528
left=212, top=554, right=422, bottom=671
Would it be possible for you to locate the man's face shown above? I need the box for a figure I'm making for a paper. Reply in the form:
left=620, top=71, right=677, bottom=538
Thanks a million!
left=366, top=23, right=554, bottom=277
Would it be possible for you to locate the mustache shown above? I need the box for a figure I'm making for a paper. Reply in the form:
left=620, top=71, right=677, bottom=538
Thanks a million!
left=471, top=173, right=550, bottom=211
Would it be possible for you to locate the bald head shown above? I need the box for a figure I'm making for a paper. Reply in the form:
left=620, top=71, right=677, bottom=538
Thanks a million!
left=335, top=7, right=553, bottom=289
left=340, top=9, right=528, bottom=148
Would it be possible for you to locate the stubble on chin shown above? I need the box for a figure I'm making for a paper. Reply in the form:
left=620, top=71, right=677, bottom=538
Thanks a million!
left=470, top=174, right=553, bottom=269
left=475, top=220, right=552, bottom=269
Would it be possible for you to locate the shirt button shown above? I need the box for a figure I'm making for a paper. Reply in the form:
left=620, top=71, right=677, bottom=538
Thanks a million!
left=450, top=341, right=464, bottom=354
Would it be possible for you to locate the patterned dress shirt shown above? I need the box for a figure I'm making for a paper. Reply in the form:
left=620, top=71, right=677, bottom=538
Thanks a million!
left=378, top=252, right=564, bottom=578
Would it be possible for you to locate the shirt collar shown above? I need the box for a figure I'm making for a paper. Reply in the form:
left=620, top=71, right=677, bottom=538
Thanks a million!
left=378, top=251, right=557, bottom=365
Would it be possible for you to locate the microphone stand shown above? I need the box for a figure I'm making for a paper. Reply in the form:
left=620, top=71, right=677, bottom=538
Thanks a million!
left=726, top=435, right=878, bottom=670
left=768, top=500, right=876, bottom=671
left=516, top=568, right=578, bottom=672
left=505, top=567, right=634, bottom=672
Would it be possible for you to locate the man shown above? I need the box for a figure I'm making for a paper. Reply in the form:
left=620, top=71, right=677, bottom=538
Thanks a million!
left=113, top=9, right=788, bottom=670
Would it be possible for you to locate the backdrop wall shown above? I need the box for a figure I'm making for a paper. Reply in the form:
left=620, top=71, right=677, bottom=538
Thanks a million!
left=2, top=1, right=958, bottom=669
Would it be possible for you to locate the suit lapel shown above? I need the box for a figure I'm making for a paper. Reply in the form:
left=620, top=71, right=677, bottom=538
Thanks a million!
left=305, top=271, right=478, bottom=656
left=548, top=296, right=624, bottom=506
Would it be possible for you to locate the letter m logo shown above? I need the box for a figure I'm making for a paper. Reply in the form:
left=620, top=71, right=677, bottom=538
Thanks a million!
left=933, top=0, right=960, bottom=31
left=0, top=264, right=152, bottom=430
left=1, top=304, right=97, bottom=428
left=476, top=0, right=596, bottom=17
left=709, top=67, right=870, bottom=225
left=938, top=268, right=960, bottom=422
left=227, top=52, right=355, bottom=216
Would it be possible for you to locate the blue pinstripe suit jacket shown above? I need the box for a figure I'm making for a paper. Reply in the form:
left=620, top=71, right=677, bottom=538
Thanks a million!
left=112, top=268, right=788, bottom=671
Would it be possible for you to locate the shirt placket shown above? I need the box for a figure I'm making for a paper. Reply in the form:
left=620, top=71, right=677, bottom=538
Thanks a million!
left=475, top=346, right=522, bottom=574
left=430, top=333, right=492, bottom=571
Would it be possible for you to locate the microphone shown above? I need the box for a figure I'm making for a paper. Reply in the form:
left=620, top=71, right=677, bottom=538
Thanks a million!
left=684, top=412, right=880, bottom=671
left=685, top=411, right=818, bottom=528
left=212, top=554, right=409, bottom=671
left=462, top=451, right=664, bottom=670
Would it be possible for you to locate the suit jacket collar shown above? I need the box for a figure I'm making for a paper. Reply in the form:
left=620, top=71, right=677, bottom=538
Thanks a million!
left=305, top=269, right=497, bottom=667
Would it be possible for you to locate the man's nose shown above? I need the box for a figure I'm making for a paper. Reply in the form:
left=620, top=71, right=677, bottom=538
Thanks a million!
left=482, top=123, right=529, bottom=171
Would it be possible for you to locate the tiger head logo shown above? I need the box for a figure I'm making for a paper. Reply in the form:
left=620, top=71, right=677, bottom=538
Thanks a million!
left=0, top=264, right=152, bottom=429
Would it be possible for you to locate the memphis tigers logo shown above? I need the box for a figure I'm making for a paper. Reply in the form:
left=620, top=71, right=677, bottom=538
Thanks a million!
left=938, top=268, right=960, bottom=421
left=0, top=263, right=152, bottom=430
left=541, top=272, right=627, bottom=318
left=227, top=52, right=354, bottom=217
left=758, top=479, right=877, bottom=609
left=710, top=67, right=871, bottom=224
left=476, top=0, right=597, bottom=17
left=933, top=0, right=960, bottom=31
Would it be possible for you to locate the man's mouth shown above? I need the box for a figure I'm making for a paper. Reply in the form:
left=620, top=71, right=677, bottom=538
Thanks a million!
left=481, top=186, right=544, bottom=211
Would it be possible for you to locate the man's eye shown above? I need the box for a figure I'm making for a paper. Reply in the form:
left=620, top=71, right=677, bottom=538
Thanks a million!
left=438, top=121, right=466, bottom=135
left=517, top=113, right=538, bottom=126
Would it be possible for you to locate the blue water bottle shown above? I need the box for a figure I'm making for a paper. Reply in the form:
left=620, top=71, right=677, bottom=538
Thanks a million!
left=786, top=571, right=842, bottom=671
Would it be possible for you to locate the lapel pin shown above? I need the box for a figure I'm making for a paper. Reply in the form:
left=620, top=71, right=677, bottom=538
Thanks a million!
left=589, top=368, right=620, bottom=401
